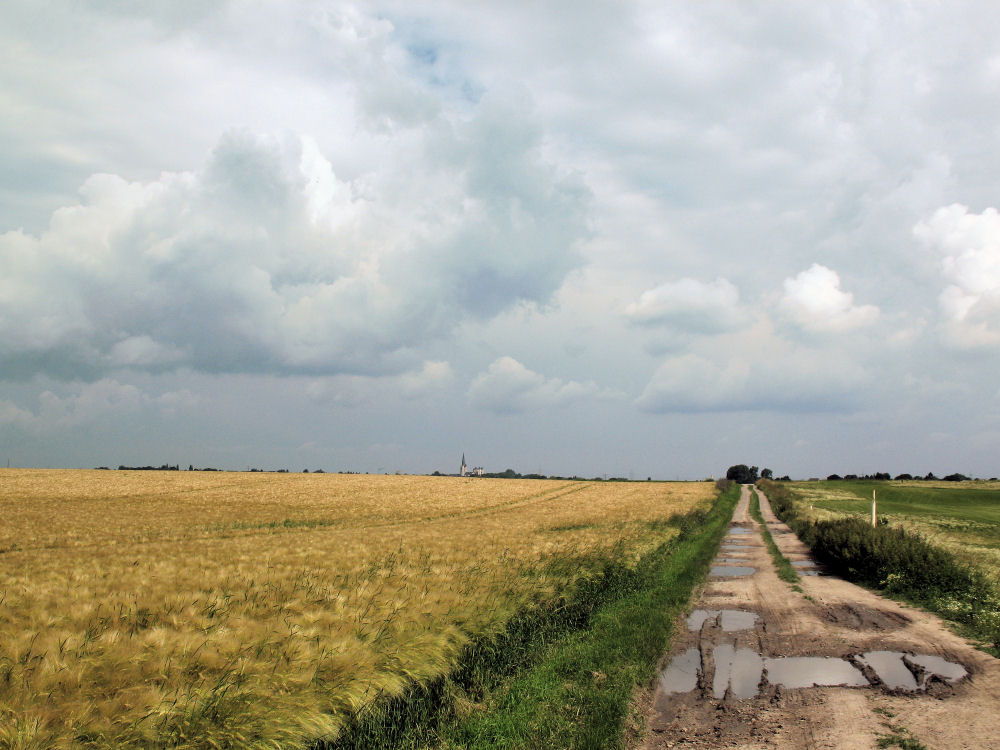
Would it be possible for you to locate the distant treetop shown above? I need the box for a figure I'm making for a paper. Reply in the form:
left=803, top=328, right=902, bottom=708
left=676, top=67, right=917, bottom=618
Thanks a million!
left=725, top=464, right=759, bottom=484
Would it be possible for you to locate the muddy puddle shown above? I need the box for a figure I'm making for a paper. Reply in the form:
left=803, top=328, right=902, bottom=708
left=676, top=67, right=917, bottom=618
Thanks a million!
left=909, top=653, right=967, bottom=682
left=660, top=648, right=700, bottom=694
left=714, top=645, right=763, bottom=698
left=728, top=527, right=753, bottom=535
left=766, top=656, right=868, bottom=688
left=714, top=652, right=867, bottom=696
left=721, top=543, right=753, bottom=550
left=687, top=609, right=759, bottom=631
left=710, top=565, right=755, bottom=577
left=858, top=651, right=918, bottom=689
left=658, top=647, right=967, bottom=700
left=789, top=559, right=821, bottom=575
left=859, top=651, right=967, bottom=689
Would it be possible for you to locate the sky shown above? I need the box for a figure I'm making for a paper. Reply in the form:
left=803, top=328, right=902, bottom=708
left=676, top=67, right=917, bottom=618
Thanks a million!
left=2, top=1, right=1000, bottom=479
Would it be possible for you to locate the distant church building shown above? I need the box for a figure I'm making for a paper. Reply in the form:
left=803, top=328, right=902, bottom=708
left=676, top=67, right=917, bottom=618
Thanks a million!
left=460, top=453, right=483, bottom=477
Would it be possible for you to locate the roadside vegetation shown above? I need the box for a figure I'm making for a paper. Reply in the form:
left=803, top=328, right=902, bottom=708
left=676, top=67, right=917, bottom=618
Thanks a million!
left=355, top=479, right=741, bottom=749
left=0, top=469, right=719, bottom=749
left=760, top=479, right=1000, bottom=654
left=748, top=488, right=801, bottom=589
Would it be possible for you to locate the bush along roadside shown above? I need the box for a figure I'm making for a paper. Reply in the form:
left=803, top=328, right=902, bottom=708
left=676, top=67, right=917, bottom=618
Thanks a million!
left=320, top=482, right=741, bottom=750
left=759, top=479, right=1000, bottom=655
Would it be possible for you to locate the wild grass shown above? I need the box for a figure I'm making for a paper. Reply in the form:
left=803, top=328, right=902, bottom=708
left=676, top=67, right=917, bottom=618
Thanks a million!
left=749, top=489, right=801, bottom=589
left=0, top=469, right=712, bottom=749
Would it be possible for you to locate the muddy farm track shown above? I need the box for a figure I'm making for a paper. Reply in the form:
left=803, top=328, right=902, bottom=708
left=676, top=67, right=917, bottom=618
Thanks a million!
left=638, top=485, right=1000, bottom=750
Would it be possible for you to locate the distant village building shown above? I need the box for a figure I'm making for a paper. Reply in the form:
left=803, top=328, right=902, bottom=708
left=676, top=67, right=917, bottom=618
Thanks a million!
left=459, top=454, right=484, bottom=477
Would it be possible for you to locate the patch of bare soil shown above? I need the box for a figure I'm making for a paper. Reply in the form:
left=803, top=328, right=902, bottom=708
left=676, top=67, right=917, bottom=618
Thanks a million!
left=635, top=485, right=1000, bottom=750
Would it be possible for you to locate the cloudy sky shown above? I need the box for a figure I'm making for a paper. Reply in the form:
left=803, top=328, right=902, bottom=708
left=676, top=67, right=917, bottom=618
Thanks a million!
left=3, top=1, right=1000, bottom=479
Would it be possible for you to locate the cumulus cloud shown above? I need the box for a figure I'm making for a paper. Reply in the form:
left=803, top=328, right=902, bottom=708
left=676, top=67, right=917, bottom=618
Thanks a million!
left=625, top=277, right=743, bottom=333
left=467, top=356, right=619, bottom=414
left=0, top=108, right=587, bottom=380
left=779, top=264, right=879, bottom=333
left=914, top=204, right=1000, bottom=347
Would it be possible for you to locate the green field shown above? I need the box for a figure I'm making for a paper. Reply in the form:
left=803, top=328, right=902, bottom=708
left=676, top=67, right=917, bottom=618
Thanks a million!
left=788, top=480, right=1000, bottom=583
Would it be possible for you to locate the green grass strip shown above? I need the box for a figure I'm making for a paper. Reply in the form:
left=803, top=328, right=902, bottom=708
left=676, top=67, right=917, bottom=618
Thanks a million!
left=429, top=482, right=741, bottom=750
left=749, top=488, right=801, bottom=589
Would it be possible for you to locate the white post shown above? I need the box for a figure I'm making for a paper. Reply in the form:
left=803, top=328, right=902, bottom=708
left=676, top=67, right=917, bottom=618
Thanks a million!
left=872, top=489, right=877, bottom=527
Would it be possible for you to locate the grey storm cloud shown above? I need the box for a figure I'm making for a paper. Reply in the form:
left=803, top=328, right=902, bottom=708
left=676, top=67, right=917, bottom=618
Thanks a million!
left=0, top=93, right=588, bottom=380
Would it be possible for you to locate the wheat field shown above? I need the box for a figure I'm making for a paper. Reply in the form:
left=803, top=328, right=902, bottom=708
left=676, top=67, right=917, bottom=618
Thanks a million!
left=0, top=469, right=712, bottom=749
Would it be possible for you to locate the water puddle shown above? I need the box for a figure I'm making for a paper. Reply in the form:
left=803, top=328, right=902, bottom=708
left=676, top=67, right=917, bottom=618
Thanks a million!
left=764, top=656, right=868, bottom=689
left=858, top=651, right=917, bottom=690
left=687, top=609, right=759, bottom=631
left=714, top=556, right=748, bottom=564
left=659, top=648, right=700, bottom=694
left=721, top=543, right=753, bottom=549
left=859, top=651, right=967, bottom=690
left=658, top=646, right=966, bottom=700
left=790, top=560, right=820, bottom=575
left=908, top=653, right=967, bottom=685
left=728, top=527, right=752, bottom=534
left=713, top=645, right=763, bottom=698
left=710, top=565, right=755, bottom=577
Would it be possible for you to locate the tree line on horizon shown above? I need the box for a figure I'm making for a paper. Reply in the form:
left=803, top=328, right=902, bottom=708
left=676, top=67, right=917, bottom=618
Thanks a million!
left=726, top=463, right=990, bottom=483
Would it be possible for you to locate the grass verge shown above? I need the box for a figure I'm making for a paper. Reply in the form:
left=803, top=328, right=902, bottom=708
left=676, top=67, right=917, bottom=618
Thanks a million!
left=749, top=488, right=801, bottom=590
left=326, top=482, right=741, bottom=749
left=760, top=479, right=1000, bottom=655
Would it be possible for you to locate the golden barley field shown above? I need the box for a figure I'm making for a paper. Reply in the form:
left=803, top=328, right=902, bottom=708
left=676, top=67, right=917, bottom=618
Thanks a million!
left=0, top=469, right=712, bottom=749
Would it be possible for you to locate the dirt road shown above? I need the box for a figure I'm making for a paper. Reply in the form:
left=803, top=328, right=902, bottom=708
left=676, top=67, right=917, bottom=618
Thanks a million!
left=637, top=484, right=1000, bottom=749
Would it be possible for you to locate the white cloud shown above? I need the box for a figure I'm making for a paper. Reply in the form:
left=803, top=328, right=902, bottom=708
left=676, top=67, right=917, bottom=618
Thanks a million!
left=779, top=264, right=879, bottom=333
left=0, top=106, right=587, bottom=379
left=468, top=356, right=619, bottom=414
left=625, top=277, right=742, bottom=333
left=914, top=204, right=1000, bottom=347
